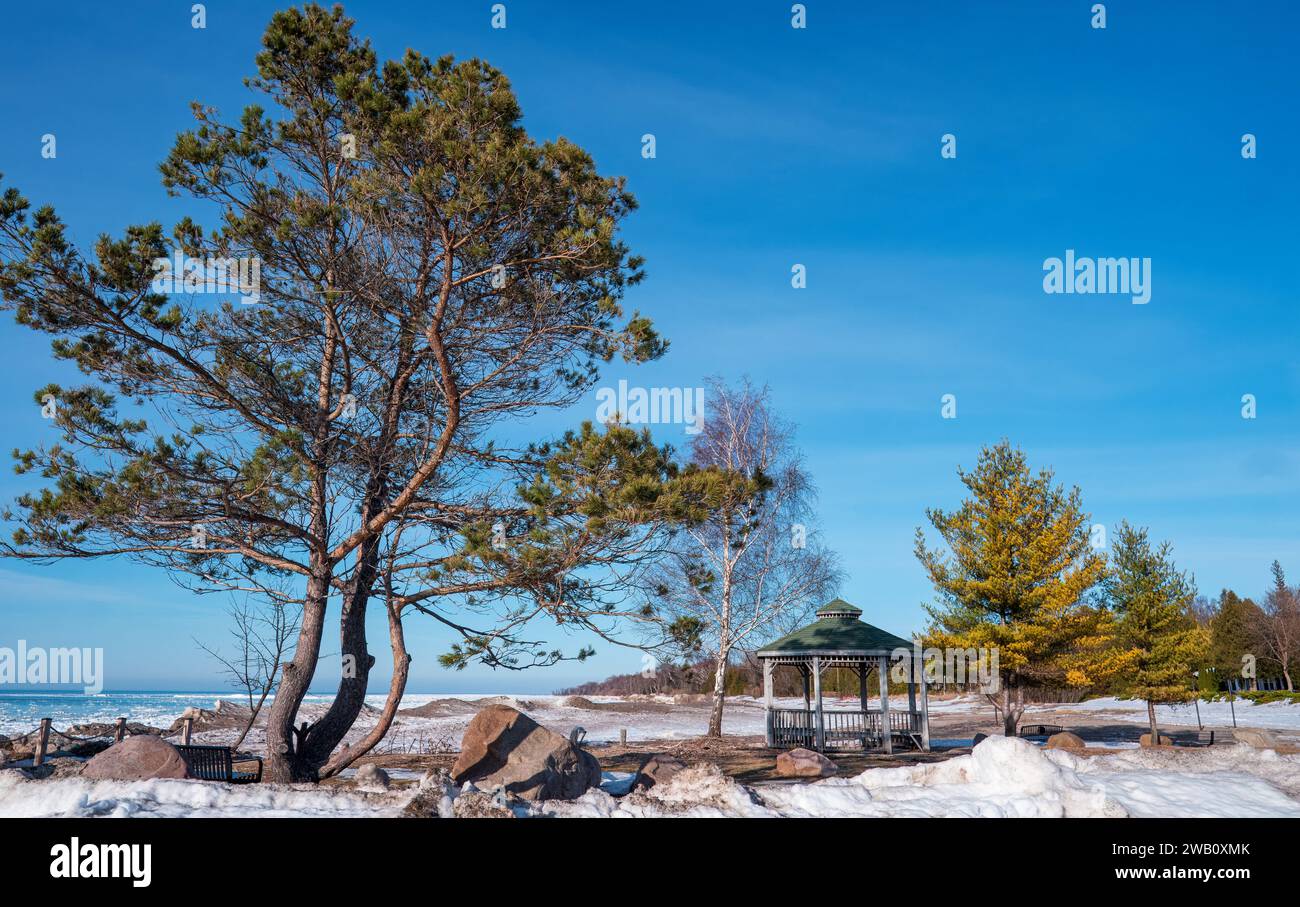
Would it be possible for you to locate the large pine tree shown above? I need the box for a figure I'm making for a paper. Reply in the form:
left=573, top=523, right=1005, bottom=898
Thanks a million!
left=0, top=5, right=677, bottom=781
left=916, top=440, right=1113, bottom=735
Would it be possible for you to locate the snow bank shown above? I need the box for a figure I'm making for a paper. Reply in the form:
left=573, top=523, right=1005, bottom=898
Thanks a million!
left=537, top=738, right=1122, bottom=818
left=5, top=737, right=1298, bottom=819
left=534, top=737, right=1300, bottom=819
left=1050, top=742, right=1300, bottom=817
left=0, top=769, right=397, bottom=818
left=766, top=737, right=1124, bottom=817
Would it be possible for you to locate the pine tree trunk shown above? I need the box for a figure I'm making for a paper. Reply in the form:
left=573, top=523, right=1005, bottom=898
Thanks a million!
left=321, top=601, right=409, bottom=778
left=707, top=648, right=728, bottom=737
left=265, top=571, right=331, bottom=782
left=264, top=525, right=382, bottom=782
left=1147, top=700, right=1159, bottom=744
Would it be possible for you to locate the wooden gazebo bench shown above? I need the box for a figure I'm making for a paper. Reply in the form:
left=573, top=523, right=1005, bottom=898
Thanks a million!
left=176, top=744, right=264, bottom=784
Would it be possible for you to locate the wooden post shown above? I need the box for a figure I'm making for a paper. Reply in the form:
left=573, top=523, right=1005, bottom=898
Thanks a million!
left=762, top=658, right=774, bottom=747
left=812, top=657, right=824, bottom=752
left=181, top=716, right=193, bottom=745
left=33, top=718, right=52, bottom=767
left=858, top=661, right=868, bottom=749
left=114, top=717, right=127, bottom=743
left=907, top=657, right=918, bottom=718
left=920, top=667, right=931, bottom=752
left=619, top=728, right=627, bottom=746
left=878, top=655, right=892, bottom=755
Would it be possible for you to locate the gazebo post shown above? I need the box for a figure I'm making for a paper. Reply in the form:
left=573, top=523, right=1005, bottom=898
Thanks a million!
left=878, top=654, right=892, bottom=754
left=763, top=658, right=774, bottom=746
left=801, top=665, right=810, bottom=711
left=812, top=656, right=825, bottom=751
left=857, top=660, right=868, bottom=749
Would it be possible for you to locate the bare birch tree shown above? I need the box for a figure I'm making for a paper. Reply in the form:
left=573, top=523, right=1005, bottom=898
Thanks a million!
left=647, top=378, right=839, bottom=737
left=196, top=598, right=298, bottom=752
left=1255, top=561, right=1299, bottom=691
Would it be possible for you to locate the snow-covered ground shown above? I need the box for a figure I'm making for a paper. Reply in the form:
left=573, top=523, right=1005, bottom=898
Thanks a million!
left=6, top=690, right=1300, bottom=818
left=6, top=736, right=1297, bottom=818
left=542, top=736, right=1300, bottom=818
left=6, top=691, right=1297, bottom=752
left=1033, top=695, right=1300, bottom=731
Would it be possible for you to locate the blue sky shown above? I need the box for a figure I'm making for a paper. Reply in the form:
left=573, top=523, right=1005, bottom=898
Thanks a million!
left=0, top=1, right=1296, bottom=692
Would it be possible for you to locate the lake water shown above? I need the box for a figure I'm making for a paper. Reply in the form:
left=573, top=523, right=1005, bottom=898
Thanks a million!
left=0, top=690, right=507, bottom=737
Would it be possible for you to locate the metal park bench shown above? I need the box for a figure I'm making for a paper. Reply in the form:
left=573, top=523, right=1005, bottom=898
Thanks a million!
left=1017, top=724, right=1064, bottom=738
left=176, top=744, right=263, bottom=784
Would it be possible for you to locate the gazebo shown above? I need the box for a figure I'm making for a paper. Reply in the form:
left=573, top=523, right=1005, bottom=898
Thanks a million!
left=757, top=598, right=929, bottom=754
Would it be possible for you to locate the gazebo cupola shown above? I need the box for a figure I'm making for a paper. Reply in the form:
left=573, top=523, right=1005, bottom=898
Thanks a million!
left=757, top=598, right=930, bottom=754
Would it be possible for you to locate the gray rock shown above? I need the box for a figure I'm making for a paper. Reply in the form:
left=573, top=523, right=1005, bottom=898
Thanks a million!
left=1045, top=732, right=1086, bottom=751
left=83, top=735, right=190, bottom=781
left=775, top=747, right=837, bottom=778
left=632, top=753, right=687, bottom=791
left=451, top=704, right=601, bottom=802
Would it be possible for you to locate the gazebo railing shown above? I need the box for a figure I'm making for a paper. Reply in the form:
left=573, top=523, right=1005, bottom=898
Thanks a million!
left=768, top=707, right=922, bottom=750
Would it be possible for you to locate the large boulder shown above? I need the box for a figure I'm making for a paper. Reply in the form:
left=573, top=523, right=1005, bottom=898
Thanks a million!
left=83, top=735, right=190, bottom=781
left=1139, top=733, right=1174, bottom=748
left=451, top=705, right=601, bottom=802
left=1045, top=731, right=1087, bottom=751
left=1233, top=728, right=1279, bottom=749
left=632, top=754, right=687, bottom=791
left=775, top=747, right=837, bottom=778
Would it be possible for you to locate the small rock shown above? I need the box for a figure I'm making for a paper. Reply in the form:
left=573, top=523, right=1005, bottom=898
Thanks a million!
left=1045, top=731, right=1086, bottom=751
left=83, top=735, right=190, bottom=781
left=775, top=747, right=837, bottom=778
left=354, top=763, right=390, bottom=791
left=632, top=754, right=687, bottom=791
left=1139, top=733, right=1174, bottom=748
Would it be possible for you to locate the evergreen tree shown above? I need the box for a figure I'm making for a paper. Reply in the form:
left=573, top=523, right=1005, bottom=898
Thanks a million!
left=1108, top=522, right=1208, bottom=743
left=916, top=440, right=1113, bottom=736
left=1207, top=589, right=1260, bottom=690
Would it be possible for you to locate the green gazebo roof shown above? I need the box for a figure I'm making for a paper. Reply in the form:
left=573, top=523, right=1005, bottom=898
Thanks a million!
left=757, top=598, right=913, bottom=657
